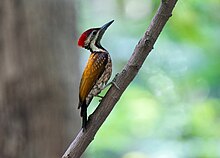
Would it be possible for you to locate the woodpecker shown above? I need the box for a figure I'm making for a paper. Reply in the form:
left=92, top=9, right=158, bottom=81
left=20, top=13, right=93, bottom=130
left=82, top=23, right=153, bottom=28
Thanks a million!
left=77, top=20, right=114, bottom=130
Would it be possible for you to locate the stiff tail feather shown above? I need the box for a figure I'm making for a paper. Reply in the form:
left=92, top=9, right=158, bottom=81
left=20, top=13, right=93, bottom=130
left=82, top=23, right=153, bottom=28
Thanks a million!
left=80, top=101, right=87, bottom=130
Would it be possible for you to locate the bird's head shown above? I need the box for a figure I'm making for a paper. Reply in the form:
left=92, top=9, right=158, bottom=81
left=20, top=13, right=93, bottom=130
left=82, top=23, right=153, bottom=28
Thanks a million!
left=78, top=20, right=114, bottom=51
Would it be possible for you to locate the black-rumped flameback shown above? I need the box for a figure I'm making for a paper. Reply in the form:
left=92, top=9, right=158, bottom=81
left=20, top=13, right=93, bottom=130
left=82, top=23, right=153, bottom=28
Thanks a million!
left=77, top=20, right=114, bottom=131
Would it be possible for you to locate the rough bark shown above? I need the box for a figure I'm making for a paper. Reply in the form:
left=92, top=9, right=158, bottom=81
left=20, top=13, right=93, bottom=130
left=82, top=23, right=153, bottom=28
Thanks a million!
left=0, top=0, right=80, bottom=158
left=62, top=0, right=178, bottom=158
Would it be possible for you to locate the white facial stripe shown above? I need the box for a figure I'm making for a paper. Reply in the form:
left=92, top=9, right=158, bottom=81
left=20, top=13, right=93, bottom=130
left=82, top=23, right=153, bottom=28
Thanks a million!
left=84, top=32, right=93, bottom=46
left=90, top=30, right=105, bottom=52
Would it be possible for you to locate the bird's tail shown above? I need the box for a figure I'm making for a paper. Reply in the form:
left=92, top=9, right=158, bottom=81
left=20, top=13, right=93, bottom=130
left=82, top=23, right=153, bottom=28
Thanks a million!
left=80, top=101, right=87, bottom=130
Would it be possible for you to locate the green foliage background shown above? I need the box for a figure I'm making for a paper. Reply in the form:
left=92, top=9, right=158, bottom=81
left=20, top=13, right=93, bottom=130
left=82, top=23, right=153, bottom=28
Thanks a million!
left=77, top=0, right=220, bottom=157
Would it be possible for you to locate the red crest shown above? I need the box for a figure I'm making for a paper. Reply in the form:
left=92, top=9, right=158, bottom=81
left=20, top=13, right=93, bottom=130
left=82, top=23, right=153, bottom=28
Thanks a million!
left=78, top=29, right=93, bottom=47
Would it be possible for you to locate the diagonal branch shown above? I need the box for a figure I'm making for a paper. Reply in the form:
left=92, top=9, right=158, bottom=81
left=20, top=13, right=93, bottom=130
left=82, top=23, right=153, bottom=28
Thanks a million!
left=62, top=0, right=178, bottom=157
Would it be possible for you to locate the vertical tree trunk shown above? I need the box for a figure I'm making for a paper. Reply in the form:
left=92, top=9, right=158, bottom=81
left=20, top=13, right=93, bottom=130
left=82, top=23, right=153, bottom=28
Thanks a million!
left=0, top=0, right=80, bottom=158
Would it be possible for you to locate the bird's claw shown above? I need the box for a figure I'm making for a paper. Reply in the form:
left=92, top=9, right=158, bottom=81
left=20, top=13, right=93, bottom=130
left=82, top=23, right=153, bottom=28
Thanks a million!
left=111, top=80, right=120, bottom=90
left=102, top=73, right=120, bottom=90
left=111, top=73, right=120, bottom=90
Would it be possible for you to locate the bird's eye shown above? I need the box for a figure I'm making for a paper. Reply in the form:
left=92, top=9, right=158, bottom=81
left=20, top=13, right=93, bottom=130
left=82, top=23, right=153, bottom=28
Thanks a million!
left=92, top=31, right=97, bottom=36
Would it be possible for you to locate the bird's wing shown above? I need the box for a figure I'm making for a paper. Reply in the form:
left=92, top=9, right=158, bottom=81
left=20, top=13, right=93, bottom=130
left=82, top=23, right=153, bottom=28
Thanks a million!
left=78, top=52, right=108, bottom=107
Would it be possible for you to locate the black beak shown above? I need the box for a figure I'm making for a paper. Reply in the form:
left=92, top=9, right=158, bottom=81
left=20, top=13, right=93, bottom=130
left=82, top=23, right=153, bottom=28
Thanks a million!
left=97, top=20, right=114, bottom=41
left=96, top=20, right=114, bottom=45
left=100, top=20, right=114, bottom=32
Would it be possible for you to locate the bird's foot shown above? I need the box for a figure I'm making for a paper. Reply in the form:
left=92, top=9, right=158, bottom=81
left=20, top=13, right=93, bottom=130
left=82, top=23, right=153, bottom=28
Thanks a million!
left=104, top=73, right=120, bottom=90
left=110, top=73, right=120, bottom=90
left=111, top=80, right=120, bottom=90
left=96, top=73, right=120, bottom=102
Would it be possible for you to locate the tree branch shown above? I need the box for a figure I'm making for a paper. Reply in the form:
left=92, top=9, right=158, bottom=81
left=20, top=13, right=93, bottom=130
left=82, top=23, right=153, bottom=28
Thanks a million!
left=62, top=0, right=178, bottom=157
